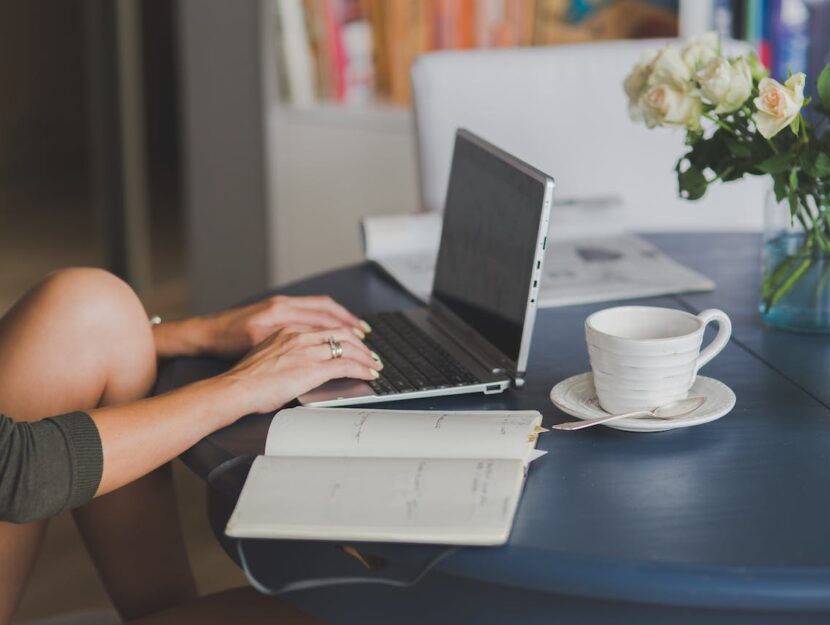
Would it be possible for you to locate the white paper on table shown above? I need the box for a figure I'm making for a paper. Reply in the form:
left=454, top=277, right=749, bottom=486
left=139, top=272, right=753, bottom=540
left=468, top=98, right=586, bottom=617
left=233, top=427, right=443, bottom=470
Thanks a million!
left=361, top=213, right=714, bottom=306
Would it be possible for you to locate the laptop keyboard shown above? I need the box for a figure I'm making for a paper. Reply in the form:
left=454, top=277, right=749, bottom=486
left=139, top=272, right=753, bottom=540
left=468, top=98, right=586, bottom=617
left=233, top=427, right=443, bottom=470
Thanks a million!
left=362, top=312, right=481, bottom=396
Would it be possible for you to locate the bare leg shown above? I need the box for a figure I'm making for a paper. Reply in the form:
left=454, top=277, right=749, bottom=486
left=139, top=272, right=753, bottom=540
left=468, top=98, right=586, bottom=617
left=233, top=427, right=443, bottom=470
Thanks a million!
left=0, top=268, right=195, bottom=624
left=130, top=587, right=328, bottom=625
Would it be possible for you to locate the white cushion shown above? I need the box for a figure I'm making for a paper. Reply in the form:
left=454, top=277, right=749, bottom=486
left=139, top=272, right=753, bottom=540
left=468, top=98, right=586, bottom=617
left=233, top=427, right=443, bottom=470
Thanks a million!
left=411, top=39, right=766, bottom=232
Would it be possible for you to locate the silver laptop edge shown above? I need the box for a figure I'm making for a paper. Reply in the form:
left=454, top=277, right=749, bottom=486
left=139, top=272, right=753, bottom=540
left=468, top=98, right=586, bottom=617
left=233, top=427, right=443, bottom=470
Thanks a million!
left=300, top=129, right=555, bottom=407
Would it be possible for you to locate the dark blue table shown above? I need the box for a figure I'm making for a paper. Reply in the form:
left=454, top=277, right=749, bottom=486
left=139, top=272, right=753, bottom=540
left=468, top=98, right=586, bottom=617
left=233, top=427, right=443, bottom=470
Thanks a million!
left=158, top=234, right=830, bottom=624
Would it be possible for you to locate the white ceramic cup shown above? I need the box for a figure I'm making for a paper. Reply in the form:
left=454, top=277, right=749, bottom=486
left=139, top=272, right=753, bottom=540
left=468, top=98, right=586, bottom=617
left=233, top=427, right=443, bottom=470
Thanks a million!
left=585, top=306, right=732, bottom=414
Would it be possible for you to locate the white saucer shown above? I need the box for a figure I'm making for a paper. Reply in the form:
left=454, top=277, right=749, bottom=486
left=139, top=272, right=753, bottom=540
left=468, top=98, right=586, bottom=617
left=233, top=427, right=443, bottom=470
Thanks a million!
left=549, top=373, right=736, bottom=432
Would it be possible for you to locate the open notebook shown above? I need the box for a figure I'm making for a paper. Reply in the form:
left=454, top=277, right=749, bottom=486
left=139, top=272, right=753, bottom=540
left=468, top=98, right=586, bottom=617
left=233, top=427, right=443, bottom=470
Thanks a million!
left=226, top=407, right=546, bottom=546
left=362, top=212, right=715, bottom=306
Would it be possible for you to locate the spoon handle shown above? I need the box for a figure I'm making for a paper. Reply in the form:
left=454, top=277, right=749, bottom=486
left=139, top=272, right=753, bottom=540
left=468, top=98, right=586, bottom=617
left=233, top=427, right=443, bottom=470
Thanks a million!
left=552, top=409, right=653, bottom=431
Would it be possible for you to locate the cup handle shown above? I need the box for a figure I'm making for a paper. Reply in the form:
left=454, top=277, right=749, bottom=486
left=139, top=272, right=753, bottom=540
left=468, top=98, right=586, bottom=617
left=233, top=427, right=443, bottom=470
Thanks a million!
left=695, top=309, right=732, bottom=374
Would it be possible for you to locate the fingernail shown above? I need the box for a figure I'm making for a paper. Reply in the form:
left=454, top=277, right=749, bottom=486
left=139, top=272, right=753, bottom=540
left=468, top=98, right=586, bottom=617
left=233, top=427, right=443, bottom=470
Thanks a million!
left=369, top=368, right=379, bottom=379
left=352, top=327, right=366, bottom=339
left=370, top=350, right=381, bottom=362
left=371, top=352, right=384, bottom=369
left=360, top=320, right=372, bottom=333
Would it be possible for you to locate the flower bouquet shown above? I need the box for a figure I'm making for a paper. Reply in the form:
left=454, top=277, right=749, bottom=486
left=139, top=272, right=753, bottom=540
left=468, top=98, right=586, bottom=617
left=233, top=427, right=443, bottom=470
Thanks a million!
left=624, top=33, right=830, bottom=332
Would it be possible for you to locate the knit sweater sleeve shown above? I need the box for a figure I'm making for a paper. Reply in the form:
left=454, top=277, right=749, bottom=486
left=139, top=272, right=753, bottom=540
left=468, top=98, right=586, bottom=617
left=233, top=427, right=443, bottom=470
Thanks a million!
left=0, top=411, right=103, bottom=523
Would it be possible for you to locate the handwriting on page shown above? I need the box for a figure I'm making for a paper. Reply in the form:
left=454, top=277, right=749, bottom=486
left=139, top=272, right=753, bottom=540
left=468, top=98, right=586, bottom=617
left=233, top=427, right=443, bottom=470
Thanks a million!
left=405, top=461, right=427, bottom=520
left=353, top=411, right=372, bottom=443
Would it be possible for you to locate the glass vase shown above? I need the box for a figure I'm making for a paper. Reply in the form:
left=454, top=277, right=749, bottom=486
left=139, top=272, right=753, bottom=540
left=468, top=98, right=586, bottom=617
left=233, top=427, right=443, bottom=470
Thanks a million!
left=760, top=189, right=830, bottom=333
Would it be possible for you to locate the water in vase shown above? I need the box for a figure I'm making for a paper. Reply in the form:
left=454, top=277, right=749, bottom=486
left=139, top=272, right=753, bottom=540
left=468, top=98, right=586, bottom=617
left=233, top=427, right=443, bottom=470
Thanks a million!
left=760, top=233, right=830, bottom=333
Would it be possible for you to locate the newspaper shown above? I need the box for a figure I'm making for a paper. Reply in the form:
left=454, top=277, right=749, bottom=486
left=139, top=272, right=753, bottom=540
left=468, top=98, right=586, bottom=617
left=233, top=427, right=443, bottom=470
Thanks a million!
left=361, top=213, right=714, bottom=307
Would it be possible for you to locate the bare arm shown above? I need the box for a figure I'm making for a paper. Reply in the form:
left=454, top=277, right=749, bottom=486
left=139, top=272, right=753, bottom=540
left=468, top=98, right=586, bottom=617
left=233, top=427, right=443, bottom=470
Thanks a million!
left=90, top=377, right=238, bottom=495
left=92, top=326, right=381, bottom=496
left=152, top=295, right=370, bottom=359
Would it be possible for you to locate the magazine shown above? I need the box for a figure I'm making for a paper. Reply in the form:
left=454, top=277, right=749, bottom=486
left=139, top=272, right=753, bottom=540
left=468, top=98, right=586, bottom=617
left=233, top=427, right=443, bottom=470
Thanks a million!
left=362, top=212, right=714, bottom=307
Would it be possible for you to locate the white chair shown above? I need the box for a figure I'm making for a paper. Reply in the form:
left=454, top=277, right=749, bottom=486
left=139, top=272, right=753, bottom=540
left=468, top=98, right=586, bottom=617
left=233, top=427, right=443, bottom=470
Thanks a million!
left=411, top=39, right=766, bottom=233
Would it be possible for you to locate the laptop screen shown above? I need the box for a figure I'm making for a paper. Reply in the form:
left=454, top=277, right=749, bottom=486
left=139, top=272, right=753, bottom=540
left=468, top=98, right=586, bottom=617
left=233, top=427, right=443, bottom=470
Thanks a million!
left=431, top=131, right=548, bottom=364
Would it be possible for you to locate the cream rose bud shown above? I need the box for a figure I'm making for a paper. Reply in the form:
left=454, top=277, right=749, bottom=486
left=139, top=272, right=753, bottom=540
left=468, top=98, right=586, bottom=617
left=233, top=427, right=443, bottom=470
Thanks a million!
left=682, top=32, right=720, bottom=72
left=753, top=73, right=806, bottom=139
left=695, top=57, right=752, bottom=113
left=640, top=83, right=703, bottom=131
left=623, top=49, right=659, bottom=120
left=650, top=46, right=692, bottom=88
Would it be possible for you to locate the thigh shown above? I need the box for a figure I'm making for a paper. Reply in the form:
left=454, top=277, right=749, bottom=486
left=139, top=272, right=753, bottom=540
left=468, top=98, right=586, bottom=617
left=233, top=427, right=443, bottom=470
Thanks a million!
left=0, top=520, right=47, bottom=625
left=72, top=463, right=197, bottom=621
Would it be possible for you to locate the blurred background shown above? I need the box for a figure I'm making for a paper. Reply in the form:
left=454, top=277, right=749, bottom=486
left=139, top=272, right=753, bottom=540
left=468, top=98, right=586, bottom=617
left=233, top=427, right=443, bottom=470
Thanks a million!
left=2, top=0, right=828, bottom=621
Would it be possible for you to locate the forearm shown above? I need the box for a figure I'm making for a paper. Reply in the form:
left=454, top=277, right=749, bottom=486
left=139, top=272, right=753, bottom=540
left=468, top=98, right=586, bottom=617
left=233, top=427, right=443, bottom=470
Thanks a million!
left=90, top=375, right=246, bottom=496
left=152, top=316, right=213, bottom=359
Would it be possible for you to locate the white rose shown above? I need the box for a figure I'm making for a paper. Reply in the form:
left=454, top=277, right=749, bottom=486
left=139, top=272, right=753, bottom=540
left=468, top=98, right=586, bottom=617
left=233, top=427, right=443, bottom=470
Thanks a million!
left=650, top=46, right=692, bottom=88
left=682, top=32, right=720, bottom=73
left=623, top=48, right=659, bottom=121
left=640, top=83, right=703, bottom=131
left=695, top=56, right=752, bottom=113
left=753, top=73, right=805, bottom=139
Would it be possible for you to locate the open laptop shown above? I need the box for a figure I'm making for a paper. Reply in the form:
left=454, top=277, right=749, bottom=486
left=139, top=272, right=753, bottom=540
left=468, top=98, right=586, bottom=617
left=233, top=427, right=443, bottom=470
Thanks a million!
left=300, top=129, right=554, bottom=407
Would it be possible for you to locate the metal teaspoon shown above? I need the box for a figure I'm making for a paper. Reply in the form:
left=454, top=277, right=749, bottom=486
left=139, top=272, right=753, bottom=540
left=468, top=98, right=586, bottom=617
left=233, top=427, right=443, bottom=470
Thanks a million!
left=553, top=396, right=707, bottom=431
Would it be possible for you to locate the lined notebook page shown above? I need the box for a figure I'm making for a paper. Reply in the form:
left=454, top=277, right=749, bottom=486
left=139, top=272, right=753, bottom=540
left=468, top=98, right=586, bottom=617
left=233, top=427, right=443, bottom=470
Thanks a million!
left=264, top=408, right=543, bottom=462
left=225, top=456, right=525, bottom=545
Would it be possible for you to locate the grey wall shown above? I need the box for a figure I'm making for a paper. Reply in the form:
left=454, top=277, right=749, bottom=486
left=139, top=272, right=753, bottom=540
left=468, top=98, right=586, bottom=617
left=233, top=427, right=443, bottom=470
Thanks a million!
left=178, top=0, right=270, bottom=312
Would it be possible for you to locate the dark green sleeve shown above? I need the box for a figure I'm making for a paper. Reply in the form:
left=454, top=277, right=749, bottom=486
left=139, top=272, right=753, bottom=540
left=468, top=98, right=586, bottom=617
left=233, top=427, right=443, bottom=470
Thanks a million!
left=0, top=411, right=103, bottom=523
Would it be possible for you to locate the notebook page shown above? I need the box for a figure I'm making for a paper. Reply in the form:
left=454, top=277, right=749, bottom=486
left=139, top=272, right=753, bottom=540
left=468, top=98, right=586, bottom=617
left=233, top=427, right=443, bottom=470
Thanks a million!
left=225, top=456, right=525, bottom=545
left=264, top=408, right=542, bottom=462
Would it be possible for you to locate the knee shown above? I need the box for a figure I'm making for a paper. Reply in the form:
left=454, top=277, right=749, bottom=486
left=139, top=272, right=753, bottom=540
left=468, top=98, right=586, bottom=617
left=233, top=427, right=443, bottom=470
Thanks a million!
left=37, top=268, right=146, bottom=330
left=34, top=268, right=156, bottom=374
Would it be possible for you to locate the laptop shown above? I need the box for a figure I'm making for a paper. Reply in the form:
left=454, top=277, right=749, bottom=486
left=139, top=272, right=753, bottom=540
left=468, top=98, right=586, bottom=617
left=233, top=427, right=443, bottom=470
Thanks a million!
left=299, top=129, right=554, bottom=407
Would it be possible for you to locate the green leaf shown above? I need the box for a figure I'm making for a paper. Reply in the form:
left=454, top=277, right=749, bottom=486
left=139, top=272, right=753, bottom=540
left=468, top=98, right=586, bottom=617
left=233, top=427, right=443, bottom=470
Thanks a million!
left=801, top=150, right=819, bottom=177
left=773, top=173, right=788, bottom=202
left=678, top=164, right=707, bottom=201
left=788, top=168, right=800, bottom=217
left=758, top=152, right=793, bottom=174
left=721, top=169, right=745, bottom=182
left=818, top=65, right=830, bottom=111
left=816, top=153, right=830, bottom=178
left=790, top=113, right=801, bottom=136
left=724, top=135, right=752, bottom=159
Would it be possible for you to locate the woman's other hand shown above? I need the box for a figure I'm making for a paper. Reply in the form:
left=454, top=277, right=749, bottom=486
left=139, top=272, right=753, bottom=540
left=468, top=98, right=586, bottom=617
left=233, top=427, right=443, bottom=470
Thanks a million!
left=153, top=295, right=371, bottom=359
left=219, top=327, right=381, bottom=415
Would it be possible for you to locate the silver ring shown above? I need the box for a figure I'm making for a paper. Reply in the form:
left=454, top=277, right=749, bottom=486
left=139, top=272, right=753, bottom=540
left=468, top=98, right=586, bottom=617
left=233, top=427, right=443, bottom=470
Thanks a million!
left=327, top=336, right=343, bottom=359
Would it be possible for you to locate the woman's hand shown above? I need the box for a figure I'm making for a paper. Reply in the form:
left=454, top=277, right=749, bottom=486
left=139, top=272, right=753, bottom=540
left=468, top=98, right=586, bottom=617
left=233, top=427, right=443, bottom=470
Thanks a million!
left=153, top=295, right=371, bottom=359
left=90, top=326, right=381, bottom=497
left=219, top=326, right=382, bottom=416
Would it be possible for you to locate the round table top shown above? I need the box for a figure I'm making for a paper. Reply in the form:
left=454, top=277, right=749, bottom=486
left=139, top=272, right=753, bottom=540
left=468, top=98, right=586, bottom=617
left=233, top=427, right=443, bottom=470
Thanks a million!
left=159, top=233, right=830, bottom=612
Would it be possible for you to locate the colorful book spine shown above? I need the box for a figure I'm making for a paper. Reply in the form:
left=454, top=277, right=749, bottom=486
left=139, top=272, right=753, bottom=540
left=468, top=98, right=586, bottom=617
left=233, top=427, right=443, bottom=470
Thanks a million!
left=711, top=0, right=735, bottom=39
left=769, top=0, right=811, bottom=80
left=276, top=0, right=317, bottom=107
left=806, top=0, right=830, bottom=98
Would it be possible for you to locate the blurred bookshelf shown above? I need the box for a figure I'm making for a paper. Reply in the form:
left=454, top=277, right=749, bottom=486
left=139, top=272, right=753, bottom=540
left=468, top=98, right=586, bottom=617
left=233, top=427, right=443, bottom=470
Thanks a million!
left=270, top=0, right=681, bottom=112
left=270, top=0, right=830, bottom=112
